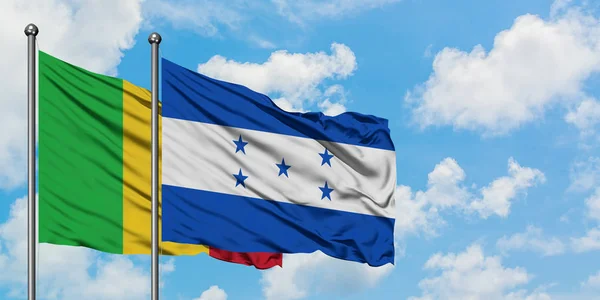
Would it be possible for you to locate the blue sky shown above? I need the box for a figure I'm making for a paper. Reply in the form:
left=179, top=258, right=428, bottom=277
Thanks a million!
left=1, top=0, right=600, bottom=299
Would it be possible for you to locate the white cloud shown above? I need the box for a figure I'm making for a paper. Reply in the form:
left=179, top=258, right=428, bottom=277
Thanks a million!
left=75, top=257, right=149, bottom=300
left=160, top=258, right=176, bottom=274
left=144, top=0, right=399, bottom=39
left=496, top=225, right=566, bottom=256
left=531, top=270, right=600, bottom=299
left=565, top=97, right=600, bottom=138
left=550, top=0, right=574, bottom=18
left=581, top=270, right=600, bottom=289
left=272, top=0, right=401, bottom=25
left=194, top=285, right=228, bottom=300
left=406, top=4, right=600, bottom=136
left=143, top=0, right=244, bottom=37
left=158, top=258, right=176, bottom=289
left=417, top=157, right=471, bottom=209
left=585, top=188, right=600, bottom=221
left=0, top=0, right=144, bottom=189
left=571, top=228, right=600, bottom=253
left=197, top=43, right=357, bottom=112
left=318, top=99, right=347, bottom=116
left=468, top=158, right=546, bottom=218
left=569, top=156, right=600, bottom=192
left=394, top=185, right=445, bottom=239
left=144, top=0, right=398, bottom=46
left=396, top=157, right=544, bottom=238
left=423, top=44, right=434, bottom=58
left=394, top=158, right=469, bottom=238
left=260, top=251, right=393, bottom=300
left=317, top=85, right=348, bottom=116
left=409, top=243, right=546, bottom=300
left=0, top=196, right=159, bottom=299
left=248, top=35, right=277, bottom=49
left=504, top=289, right=553, bottom=300
left=272, top=99, right=307, bottom=114
left=570, top=182, right=600, bottom=253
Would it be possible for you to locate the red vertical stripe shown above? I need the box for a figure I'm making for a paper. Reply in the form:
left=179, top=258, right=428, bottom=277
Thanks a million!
left=208, top=247, right=282, bottom=269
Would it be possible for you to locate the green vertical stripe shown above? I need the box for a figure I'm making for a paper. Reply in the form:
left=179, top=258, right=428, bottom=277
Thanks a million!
left=38, top=51, right=125, bottom=253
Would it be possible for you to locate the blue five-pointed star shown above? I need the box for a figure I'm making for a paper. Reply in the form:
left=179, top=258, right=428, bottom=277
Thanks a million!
left=233, top=168, right=248, bottom=188
left=276, top=158, right=292, bottom=177
left=319, top=148, right=334, bottom=166
left=319, top=181, right=334, bottom=200
left=233, top=135, right=248, bottom=154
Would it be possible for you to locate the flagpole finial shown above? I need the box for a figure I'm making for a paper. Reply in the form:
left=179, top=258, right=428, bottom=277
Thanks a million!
left=148, top=32, right=162, bottom=44
left=24, top=24, right=38, bottom=36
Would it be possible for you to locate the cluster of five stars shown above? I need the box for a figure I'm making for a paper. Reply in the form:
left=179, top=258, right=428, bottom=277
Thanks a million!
left=231, top=135, right=335, bottom=200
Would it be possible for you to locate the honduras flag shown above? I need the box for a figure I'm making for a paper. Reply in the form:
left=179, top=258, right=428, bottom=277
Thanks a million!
left=160, top=58, right=396, bottom=267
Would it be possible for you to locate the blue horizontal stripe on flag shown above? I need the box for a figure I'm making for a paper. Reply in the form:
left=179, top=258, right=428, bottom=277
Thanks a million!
left=161, top=184, right=395, bottom=267
left=161, top=58, right=395, bottom=151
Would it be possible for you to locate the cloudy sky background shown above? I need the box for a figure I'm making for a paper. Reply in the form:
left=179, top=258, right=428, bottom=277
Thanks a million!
left=1, top=0, right=600, bottom=299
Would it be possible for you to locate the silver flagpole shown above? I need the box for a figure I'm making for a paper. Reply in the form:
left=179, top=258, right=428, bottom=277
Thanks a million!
left=24, top=23, right=38, bottom=300
left=149, top=32, right=162, bottom=300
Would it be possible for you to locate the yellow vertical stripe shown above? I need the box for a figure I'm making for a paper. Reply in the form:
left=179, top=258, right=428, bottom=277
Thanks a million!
left=122, top=80, right=209, bottom=255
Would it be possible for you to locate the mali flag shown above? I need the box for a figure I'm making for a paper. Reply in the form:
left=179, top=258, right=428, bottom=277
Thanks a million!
left=37, top=51, right=282, bottom=269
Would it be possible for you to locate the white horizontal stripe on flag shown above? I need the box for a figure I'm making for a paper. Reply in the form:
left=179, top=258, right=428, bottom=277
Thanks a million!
left=162, top=117, right=396, bottom=218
